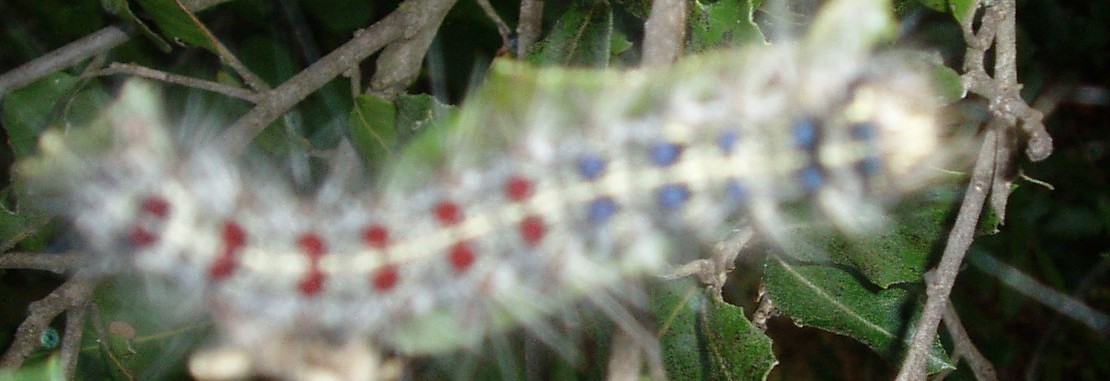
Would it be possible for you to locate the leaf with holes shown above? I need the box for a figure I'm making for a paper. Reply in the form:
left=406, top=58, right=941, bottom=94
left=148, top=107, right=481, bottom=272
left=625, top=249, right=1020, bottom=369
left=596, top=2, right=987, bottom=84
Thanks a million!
left=764, top=256, right=955, bottom=373
left=651, top=280, right=778, bottom=381
left=688, top=0, right=766, bottom=53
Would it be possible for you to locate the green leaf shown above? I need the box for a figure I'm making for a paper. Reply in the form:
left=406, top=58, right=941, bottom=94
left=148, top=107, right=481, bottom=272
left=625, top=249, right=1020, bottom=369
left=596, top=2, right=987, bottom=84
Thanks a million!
left=349, top=93, right=398, bottom=170
left=764, top=256, right=955, bottom=373
left=1, top=73, right=110, bottom=159
left=0, top=356, right=65, bottom=381
left=395, top=94, right=455, bottom=143
left=527, top=0, right=614, bottom=67
left=1, top=75, right=68, bottom=159
left=929, top=59, right=966, bottom=104
left=134, top=0, right=217, bottom=51
left=101, top=0, right=172, bottom=52
left=915, top=0, right=948, bottom=12
left=688, top=0, right=766, bottom=53
left=350, top=93, right=456, bottom=173
left=821, top=193, right=957, bottom=288
left=949, top=0, right=977, bottom=24
left=610, top=30, right=634, bottom=58
left=300, top=0, right=376, bottom=33
left=903, top=0, right=981, bottom=24
left=612, top=0, right=652, bottom=19
left=0, top=190, right=51, bottom=252
left=651, top=281, right=778, bottom=380
left=893, top=0, right=923, bottom=16
left=79, top=278, right=209, bottom=380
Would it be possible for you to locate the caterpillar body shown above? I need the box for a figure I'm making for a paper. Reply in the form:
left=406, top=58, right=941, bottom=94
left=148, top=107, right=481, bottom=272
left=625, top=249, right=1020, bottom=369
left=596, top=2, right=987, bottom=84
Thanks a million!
left=16, top=0, right=948, bottom=378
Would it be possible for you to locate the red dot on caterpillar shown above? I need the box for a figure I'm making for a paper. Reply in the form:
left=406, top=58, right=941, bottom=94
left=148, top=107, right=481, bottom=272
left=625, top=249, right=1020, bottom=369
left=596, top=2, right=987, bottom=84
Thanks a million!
left=129, top=226, right=157, bottom=247
left=297, top=233, right=327, bottom=260
left=209, top=257, right=237, bottom=280
left=223, top=221, right=247, bottom=249
left=505, top=175, right=533, bottom=201
left=448, top=242, right=475, bottom=271
left=519, top=215, right=546, bottom=245
left=210, top=221, right=246, bottom=280
left=362, top=225, right=390, bottom=249
left=298, top=270, right=326, bottom=296
left=372, top=266, right=399, bottom=291
left=435, top=201, right=463, bottom=225
left=140, top=196, right=171, bottom=218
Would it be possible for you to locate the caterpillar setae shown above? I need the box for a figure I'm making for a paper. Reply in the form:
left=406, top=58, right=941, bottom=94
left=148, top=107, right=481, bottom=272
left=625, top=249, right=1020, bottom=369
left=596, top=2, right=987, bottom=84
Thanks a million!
left=14, top=0, right=953, bottom=379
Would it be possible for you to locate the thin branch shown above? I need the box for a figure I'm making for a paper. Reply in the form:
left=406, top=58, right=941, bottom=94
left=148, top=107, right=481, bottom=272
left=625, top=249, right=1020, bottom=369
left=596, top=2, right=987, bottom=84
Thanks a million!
left=662, top=227, right=753, bottom=301
left=641, top=0, right=687, bottom=67
left=220, top=0, right=459, bottom=149
left=346, top=65, right=361, bottom=100
left=476, top=0, right=513, bottom=49
left=893, top=126, right=996, bottom=381
left=1025, top=255, right=1110, bottom=380
left=0, top=0, right=234, bottom=98
left=516, top=0, right=544, bottom=57
left=942, top=304, right=998, bottom=381
left=177, top=5, right=271, bottom=93
left=93, top=63, right=259, bottom=102
left=60, top=302, right=89, bottom=379
left=0, top=252, right=83, bottom=274
left=0, top=27, right=128, bottom=98
left=0, top=273, right=97, bottom=369
left=276, top=0, right=324, bottom=64
left=606, top=329, right=645, bottom=381
left=960, top=0, right=1052, bottom=162
left=968, top=250, right=1110, bottom=334
left=368, top=0, right=458, bottom=99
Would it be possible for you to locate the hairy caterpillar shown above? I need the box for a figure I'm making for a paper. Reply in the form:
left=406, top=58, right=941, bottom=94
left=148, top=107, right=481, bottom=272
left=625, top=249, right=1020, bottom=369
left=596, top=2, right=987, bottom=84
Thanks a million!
left=14, top=0, right=952, bottom=378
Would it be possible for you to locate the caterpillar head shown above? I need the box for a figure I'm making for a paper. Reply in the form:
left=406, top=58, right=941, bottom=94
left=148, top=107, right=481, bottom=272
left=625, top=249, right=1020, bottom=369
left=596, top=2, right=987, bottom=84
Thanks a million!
left=846, top=58, right=960, bottom=199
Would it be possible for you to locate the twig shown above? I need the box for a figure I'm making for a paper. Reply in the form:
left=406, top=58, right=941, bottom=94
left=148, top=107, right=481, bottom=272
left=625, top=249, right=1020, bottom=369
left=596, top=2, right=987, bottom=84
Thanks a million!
left=0, top=27, right=128, bottom=98
left=894, top=0, right=1055, bottom=377
left=1024, top=255, right=1110, bottom=380
left=93, top=63, right=259, bottom=102
left=0, top=272, right=97, bottom=369
left=641, top=0, right=687, bottom=67
left=942, top=304, right=998, bottom=381
left=0, top=0, right=233, bottom=98
left=368, top=0, right=458, bottom=99
left=959, top=0, right=1052, bottom=163
left=0, top=252, right=83, bottom=274
left=172, top=1, right=271, bottom=93
left=276, top=0, right=323, bottom=64
left=475, top=0, right=513, bottom=49
left=662, top=227, right=753, bottom=301
left=893, top=126, right=995, bottom=381
left=346, top=64, right=361, bottom=100
left=220, top=0, right=459, bottom=148
left=516, top=0, right=544, bottom=57
left=968, top=250, right=1110, bottom=334
left=606, top=329, right=645, bottom=381
left=60, top=302, right=89, bottom=379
